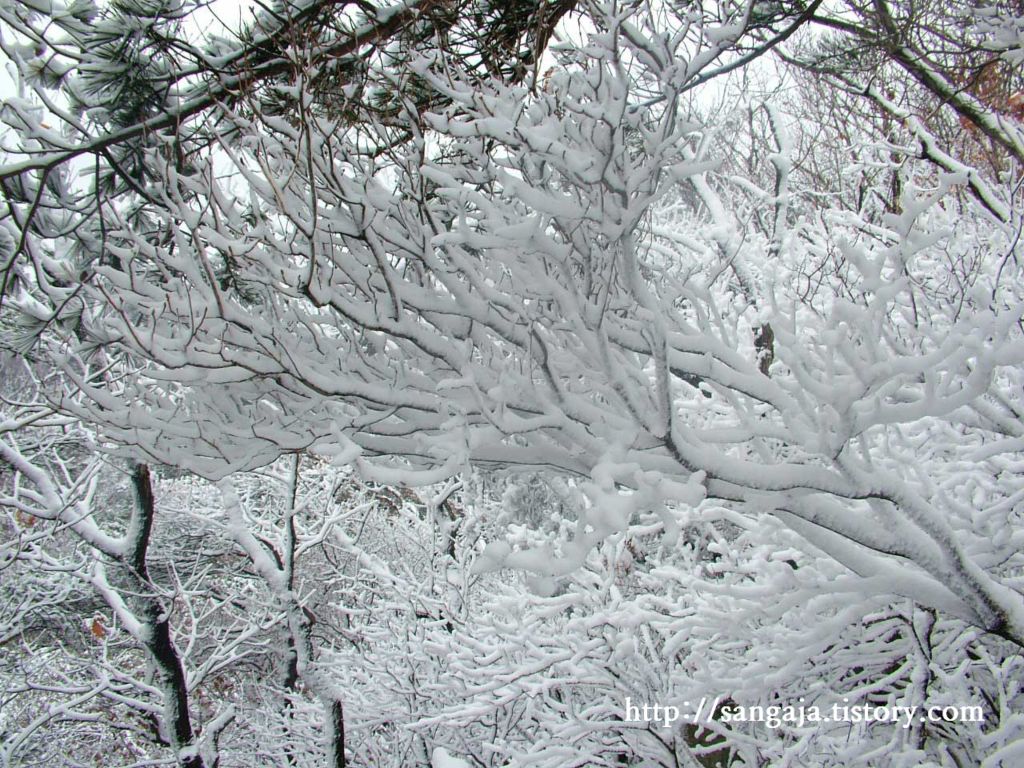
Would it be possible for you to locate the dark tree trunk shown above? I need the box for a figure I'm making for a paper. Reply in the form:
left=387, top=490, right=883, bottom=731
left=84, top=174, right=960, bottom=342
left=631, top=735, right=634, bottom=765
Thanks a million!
left=130, top=464, right=204, bottom=768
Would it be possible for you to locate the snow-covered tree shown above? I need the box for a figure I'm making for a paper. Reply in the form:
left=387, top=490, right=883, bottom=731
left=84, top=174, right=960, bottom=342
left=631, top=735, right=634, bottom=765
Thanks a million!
left=2, top=0, right=1024, bottom=765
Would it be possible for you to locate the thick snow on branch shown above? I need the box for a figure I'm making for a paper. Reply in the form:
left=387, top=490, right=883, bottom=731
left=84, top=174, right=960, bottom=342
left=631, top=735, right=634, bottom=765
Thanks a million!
left=0, top=2, right=1019, bottom=649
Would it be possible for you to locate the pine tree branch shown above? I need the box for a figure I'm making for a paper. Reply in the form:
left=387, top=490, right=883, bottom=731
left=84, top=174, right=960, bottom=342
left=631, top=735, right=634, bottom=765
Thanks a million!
left=0, top=0, right=442, bottom=184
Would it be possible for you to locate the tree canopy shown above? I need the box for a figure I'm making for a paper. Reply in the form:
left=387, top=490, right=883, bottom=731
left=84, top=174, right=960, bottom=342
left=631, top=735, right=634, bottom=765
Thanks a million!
left=2, top=1, right=1024, bottom=766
